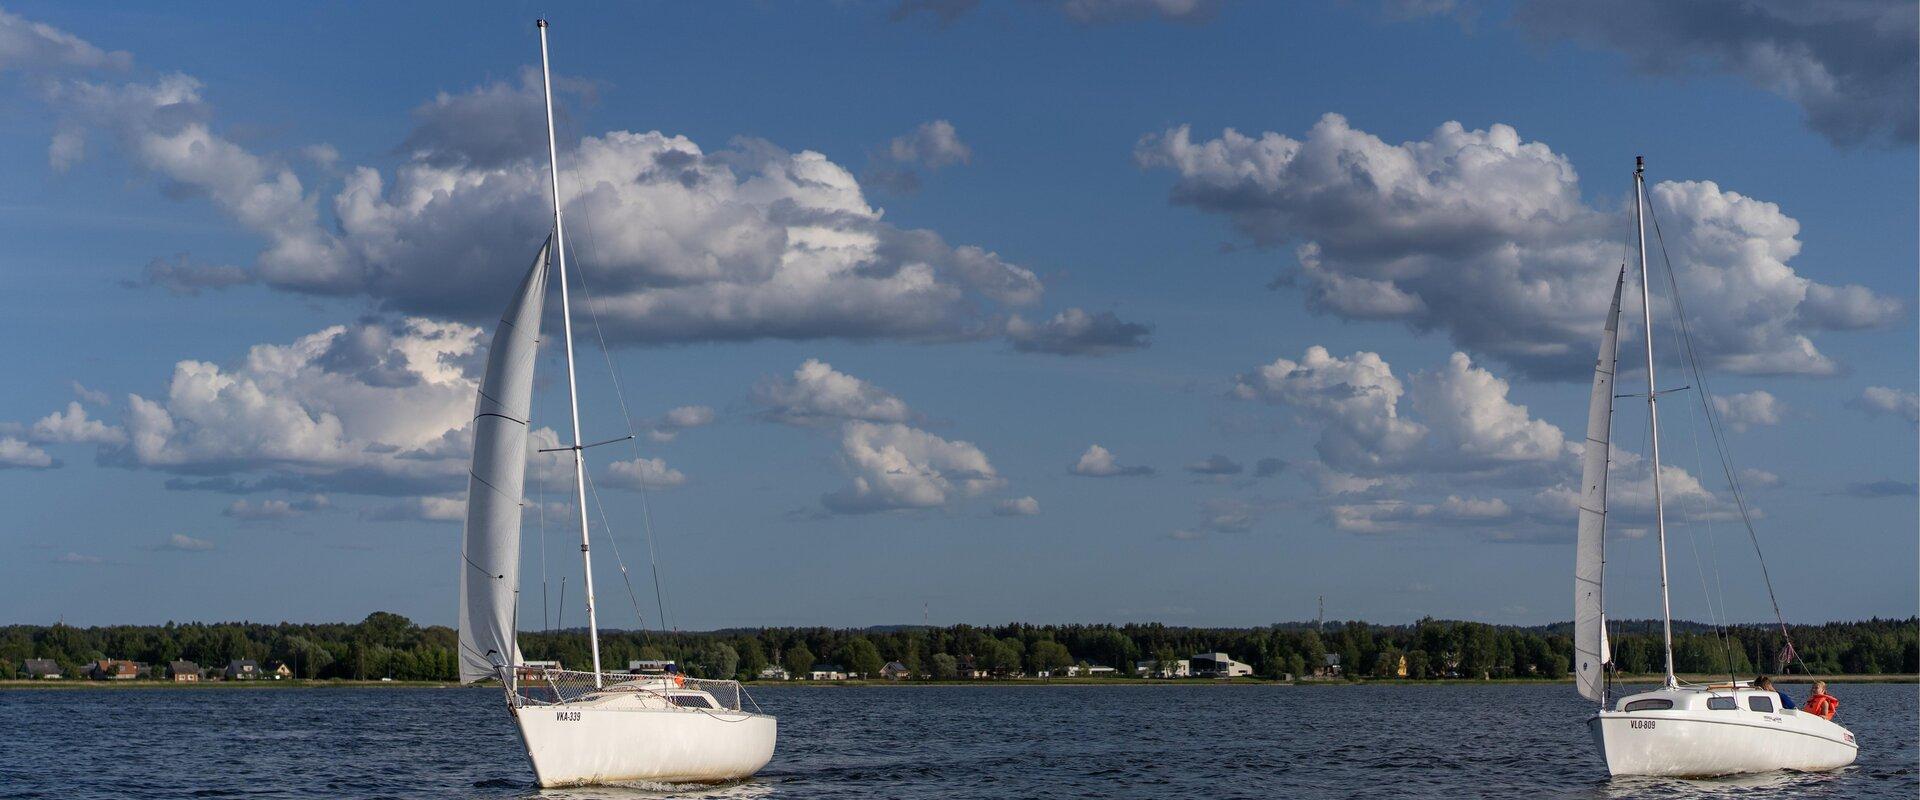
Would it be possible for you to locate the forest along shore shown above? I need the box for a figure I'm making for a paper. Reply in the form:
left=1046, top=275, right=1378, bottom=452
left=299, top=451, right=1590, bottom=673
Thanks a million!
left=7, top=613, right=1915, bottom=684
left=4, top=674, right=1914, bottom=690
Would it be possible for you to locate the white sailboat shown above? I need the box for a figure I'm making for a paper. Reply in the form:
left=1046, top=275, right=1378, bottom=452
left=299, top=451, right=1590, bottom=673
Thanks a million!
left=457, top=19, right=776, bottom=788
left=1575, top=157, right=1856, bottom=777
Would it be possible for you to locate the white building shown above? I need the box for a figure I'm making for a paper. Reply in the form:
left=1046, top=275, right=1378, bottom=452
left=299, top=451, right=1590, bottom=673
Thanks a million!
left=1191, top=652, right=1253, bottom=677
left=1134, top=658, right=1192, bottom=678
left=628, top=660, right=677, bottom=675
left=757, top=665, right=790, bottom=681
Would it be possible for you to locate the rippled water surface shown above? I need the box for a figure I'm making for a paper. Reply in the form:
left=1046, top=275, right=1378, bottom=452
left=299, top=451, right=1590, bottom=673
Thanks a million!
left=3, top=682, right=1913, bottom=798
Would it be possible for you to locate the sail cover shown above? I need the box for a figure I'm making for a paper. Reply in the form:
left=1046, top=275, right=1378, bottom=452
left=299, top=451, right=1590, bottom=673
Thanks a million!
left=1574, top=268, right=1625, bottom=702
left=458, top=241, right=549, bottom=683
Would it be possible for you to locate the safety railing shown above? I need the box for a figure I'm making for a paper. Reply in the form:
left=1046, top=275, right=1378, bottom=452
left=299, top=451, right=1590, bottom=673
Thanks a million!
left=505, top=667, right=761, bottom=714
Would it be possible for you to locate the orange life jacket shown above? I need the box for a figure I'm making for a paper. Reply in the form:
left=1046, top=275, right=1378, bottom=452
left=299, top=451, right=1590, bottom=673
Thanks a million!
left=1804, top=692, right=1837, bottom=720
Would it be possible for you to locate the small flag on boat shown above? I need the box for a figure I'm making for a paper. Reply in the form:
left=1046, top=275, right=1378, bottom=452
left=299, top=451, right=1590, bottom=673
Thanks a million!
left=1775, top=642, right=1798, bottom=672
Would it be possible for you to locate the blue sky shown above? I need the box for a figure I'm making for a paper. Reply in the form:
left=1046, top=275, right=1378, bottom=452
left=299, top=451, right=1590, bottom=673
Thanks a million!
left=1, top=0, right=1913, bottom=630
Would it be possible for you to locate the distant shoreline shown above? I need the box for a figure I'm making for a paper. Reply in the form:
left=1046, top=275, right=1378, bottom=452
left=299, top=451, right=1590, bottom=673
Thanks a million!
left=5, top=673, right=1912, bottom=690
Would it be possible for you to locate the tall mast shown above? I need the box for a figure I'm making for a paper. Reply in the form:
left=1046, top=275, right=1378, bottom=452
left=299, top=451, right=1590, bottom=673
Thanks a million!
left=537, top=19, right=603, bottom=686
left=1634, top=156, right=1676, bottom=689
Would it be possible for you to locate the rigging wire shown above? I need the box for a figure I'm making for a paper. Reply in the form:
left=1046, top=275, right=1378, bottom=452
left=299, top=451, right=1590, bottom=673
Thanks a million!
left=567, top=205, right=674, bottom=632
left=556, top=231, right=652, bottom=632
left=1635, top=224, right=1739, bottom=685
left=1645, top=197, right=1811, bottom=677
left=1676, top=355, right=1738, bottom=686
left=584, top=464, right=650, bottom=631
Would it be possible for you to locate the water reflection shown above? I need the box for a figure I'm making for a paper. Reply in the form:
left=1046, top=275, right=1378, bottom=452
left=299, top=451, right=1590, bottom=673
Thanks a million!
left=532, top=778, right=777, bottom=800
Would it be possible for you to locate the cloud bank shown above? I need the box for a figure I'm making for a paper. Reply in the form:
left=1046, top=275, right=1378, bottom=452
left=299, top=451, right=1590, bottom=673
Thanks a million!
left=1138, top=114, right=1900, bottom=379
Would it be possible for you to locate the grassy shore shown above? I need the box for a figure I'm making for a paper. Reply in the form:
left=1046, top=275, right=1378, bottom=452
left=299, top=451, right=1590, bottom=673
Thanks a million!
left=6, top=673, right=1910, bottom=690
left=0, top=678, right=461, bottom=690
left=767, top=673, right=1917, bottom=687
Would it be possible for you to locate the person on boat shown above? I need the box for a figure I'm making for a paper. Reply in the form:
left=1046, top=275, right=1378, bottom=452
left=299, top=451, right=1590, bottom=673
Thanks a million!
left=1804, top=681, right=1839, bottom=720
left=1754, top=676, right=1797, bottom=710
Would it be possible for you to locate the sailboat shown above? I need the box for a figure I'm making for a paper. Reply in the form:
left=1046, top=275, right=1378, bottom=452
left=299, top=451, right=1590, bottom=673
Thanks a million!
left=1574, top=157, right=1856, bottom=777
left=456, top=19, right=776, bottom=788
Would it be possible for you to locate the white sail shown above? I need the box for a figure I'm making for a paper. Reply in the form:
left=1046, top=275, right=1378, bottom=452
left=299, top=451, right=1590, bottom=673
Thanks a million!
left=1574, top=267, right=1625, bottom=702
left=458, top=241, right=550, bottom=683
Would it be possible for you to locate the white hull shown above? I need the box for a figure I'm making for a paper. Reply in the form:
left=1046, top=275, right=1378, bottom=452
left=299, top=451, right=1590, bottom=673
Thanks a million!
left=1589, top=705, right=1856, bottom=777
left=515, top=704, right=777, bottom=787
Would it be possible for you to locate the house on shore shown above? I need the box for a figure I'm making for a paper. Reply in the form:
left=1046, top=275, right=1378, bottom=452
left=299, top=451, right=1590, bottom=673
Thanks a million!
left=89, top=659, right=143, bottom=680
left=1134, top=658, right=1192, bottom=678
left=169, top=660, right=201, bottom=682
left=807, top=663, right=848, bottom=681
left=1082, top=664, right=1118, bottom=677
left=880, top=661, right=912, bottom=680
left=1319, top=653, right=1342, bottom=678
left=514, top=660, right=561, bottom=681
left=756, top=665, right=790, bottom=681
left=1191, top=652, right=1253, bottom=678
left=23, top=658, right=61, bottom=679
left=225, top=659, right=260, bottom=680
left=268, top=662, right=294, bottom=680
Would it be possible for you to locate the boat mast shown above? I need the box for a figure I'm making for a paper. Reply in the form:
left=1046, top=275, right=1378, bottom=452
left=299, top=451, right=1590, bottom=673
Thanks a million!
left=537, top=19, right=604, bottom=686
left=1633, top=156, right=1676, bottom=689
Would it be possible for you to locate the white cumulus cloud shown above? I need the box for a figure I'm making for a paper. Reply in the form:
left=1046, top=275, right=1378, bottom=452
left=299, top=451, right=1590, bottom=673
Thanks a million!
left=0, top=8, right=130, bottom=73
left=1712, top=390, right=1785, bottom=431
left=364, top=495, right=466, bottom=523
left=1853, top=386, right=1919, bottom=424
left=1138, top=114, right=1900, bottom=379
left=0, top=437, right=54, bottom=469
left=823, top=421, right=1003, bottom=513
left=753, top=359, right=915, bottom=426
left=160, top=533, right=215, bottom=552
left=647, top=405, right=716, bottom=442
left=29, top=401, right=126, bottom=444
left=1069, top=444, right=1154, bottom=477
left=45, top=67, right=1061, bottom=347
left=606, top=457, right=688, bottom=490
left=1006, top=308, right=1152, bottom=356
left=994, top=496, right=1042, bottom=516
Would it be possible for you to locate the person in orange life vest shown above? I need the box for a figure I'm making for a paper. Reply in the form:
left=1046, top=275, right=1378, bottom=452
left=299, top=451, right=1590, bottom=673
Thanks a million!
left=1803, top=680, right=1839, bottom=720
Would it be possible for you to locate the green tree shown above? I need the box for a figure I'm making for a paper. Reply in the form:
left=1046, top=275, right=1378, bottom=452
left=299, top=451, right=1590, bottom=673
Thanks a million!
left=688, top=643, right=739, bottom=679
left=1405, top=650, right=1430, bottom=680
left=736, top=638, right=768, bottom=679
left=841, top=637, right=884, bottom=678
left=1372, top=649, right=1400, bottom=679
left=930, top=653, right=959, bottom=680
left=1151, top=646, right=1180, bottom=678
left=783, top=643, right=815, bottom=678
left=1029, top=640, right=1073, bottom=675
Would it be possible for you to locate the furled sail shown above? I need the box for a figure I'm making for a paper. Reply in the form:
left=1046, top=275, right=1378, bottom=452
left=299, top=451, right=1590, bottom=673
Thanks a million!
left=1574, top=267, right=1626, bottom=702
left=458, top=241, right=550, bottom=683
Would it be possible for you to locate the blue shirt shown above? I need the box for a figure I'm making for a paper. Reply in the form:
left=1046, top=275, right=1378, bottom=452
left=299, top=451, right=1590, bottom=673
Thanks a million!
left=1777, top=692, right=1796, bottom=710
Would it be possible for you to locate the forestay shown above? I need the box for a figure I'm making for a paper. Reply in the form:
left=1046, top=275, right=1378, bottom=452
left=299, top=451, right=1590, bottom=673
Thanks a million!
left=459, top=241, right=550, bottom=683
left=1573, top=268, right=1625, bottom=702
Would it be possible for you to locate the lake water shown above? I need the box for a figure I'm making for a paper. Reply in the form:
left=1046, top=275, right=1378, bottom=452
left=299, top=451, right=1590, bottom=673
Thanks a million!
left=2, top=683, right=1913, bottom=798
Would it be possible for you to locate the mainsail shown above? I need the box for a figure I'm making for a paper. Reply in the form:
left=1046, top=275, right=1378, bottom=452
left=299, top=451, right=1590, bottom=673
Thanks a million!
left=1574, top=267, right=1626, bottom=702
left=458, top=241, right=550, bottom=683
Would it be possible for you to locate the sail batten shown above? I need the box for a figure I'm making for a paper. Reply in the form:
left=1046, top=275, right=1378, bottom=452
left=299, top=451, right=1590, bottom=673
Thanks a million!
left=1574, top=267, right=1626, bottom=703
left=458, top=241, right=550, bottom=683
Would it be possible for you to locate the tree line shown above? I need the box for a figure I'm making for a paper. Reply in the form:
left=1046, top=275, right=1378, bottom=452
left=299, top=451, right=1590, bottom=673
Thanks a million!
left=3, top=613, right=1913, bottom=682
